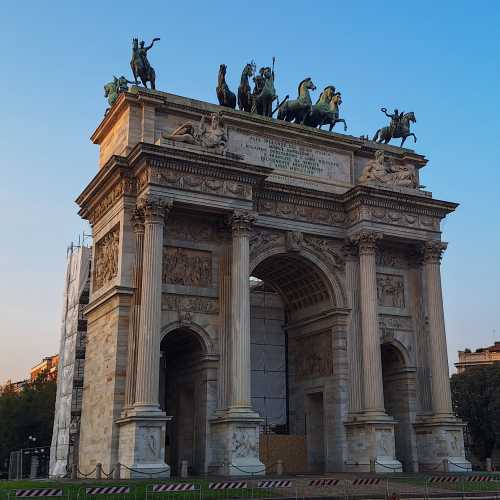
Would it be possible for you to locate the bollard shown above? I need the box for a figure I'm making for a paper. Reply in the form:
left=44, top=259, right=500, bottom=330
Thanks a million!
left=96, top=462, right=103, bottom=480
left=71, top=463, right=77, bottom=480
left=276, top=460, right=284, bottom=476
left=486, top=458, right=492, bottom=472
left=442, top=458, right=449, bottom=473
left=180, top=460, right=188, bottom=478
left=370, top=458, right=376, bottom=473
left=114, top=463, right=121, bottom=480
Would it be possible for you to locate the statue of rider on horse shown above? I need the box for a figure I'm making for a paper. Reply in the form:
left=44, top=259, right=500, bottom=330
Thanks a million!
left=373, top=107, right=417, bottom=147
left=130, top=37, right=160, bottom=89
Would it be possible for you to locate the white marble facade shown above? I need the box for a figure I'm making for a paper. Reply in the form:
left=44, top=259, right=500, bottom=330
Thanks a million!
left=72, top=88, right=470, bottom=476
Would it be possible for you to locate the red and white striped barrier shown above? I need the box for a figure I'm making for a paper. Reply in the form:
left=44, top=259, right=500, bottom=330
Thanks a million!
left=257, top=480, right=292, bottom=488
left=352, top=478, right=382, bottom=486
left=467, top=476, right=495, bottom=482
left=15, top=491, right=63, bottom=498
left=428, top=477, right=460, bottom=483
left=152, top=484, right=197, bottom=492
left=208, top=482, right=247, bottom=490
left=86, top=487, right=130, bottom=496
left=308, top=479, right=340, bottom=487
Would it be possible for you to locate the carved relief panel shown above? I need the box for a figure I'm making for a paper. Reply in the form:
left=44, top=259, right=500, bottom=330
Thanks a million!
left=162, top=247, right=212, bottom=287
left=93, top=225, right=120, bottom=291
left=376, top=273, right=405, bottom=309
left=293, top=332, right=333, bottom=381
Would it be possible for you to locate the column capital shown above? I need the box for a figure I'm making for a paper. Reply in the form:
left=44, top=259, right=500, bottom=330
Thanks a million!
left=350, top=231, right=383, bottom=255
left=131, top=206, right=146, bottom=235
left=227, top=210, right=256, bottom=236
left=138, top=196, right=173, bottom=224
left=423, top=240, right=448, bottom=264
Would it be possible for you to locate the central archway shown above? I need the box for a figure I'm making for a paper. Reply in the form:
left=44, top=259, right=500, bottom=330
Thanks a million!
left=249, top=250, right=346, bottom=473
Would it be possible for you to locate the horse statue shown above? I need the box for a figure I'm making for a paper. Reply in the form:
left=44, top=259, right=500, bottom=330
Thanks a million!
left=130, top=37, right=160, bottom=89
left=216, top=64, right=236, bottom=109
left=373, top=111, right=417, bottom=147
left=303, top=86, right=347, bottom=132
left=238, top=62, right=255, bottom=112
left=251, top=59, right=277, bottom=117
left=104, top=75, right=134, bottom=113
left=320, top=92, right=347, bottom=132
left=276, top=77, right=316, bottom=123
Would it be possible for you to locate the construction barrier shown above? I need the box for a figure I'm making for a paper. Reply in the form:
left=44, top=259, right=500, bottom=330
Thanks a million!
left=308, top=478, right=339, bottom=487
left=257, top=480, right=292, bottom=488
left=146, top=483, right=201, bottom=500
left=428, top=476, right=460, bottom=483
left=352, top=478, right=382, bottom=486
left=77, top=486, right=135, bottom=500
left=11, top=491, right=64, bottom=499
left=207, top=482, right=247, bottom=490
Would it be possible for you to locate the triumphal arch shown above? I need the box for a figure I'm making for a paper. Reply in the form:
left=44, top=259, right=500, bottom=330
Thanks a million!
left=75, top=86, right=469, bottom=477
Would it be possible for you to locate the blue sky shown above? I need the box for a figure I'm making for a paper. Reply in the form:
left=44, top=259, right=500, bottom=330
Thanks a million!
left=0, top=1, right=499, bottom=381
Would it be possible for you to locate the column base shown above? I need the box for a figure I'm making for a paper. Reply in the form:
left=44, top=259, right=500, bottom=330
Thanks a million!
left=209, top=409, right=265, bottom=476
left=345, top=414, right=402, bottom=473
left=116, top=410, right=172, bottom=479
left=415, top=415, right=471, bottom=472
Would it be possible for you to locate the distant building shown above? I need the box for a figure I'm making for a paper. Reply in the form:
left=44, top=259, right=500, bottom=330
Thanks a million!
left=30, top=355, right=59, bottom=382
left=0, top=379, right=28, bottom=393
left=455, top=342, right=500, bottom=373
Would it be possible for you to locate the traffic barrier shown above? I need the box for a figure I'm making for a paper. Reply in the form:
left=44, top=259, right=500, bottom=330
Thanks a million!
left=152, top=485, right=196, bottom=492
left=467, top=475, right=495, bottom=482
left=146, top=483, right=201, bottom=500
left=13, top=490, right=63, bottom=498
left=207, top=482, right=247, bottom=490
left=352, top=478, right=382, bottom=485
left=86, top=488, right=130, bottom=496
left=308, top=479, right=339, bottom=487
left=428, top=476, right=460, bottom=483
left=257, top=480, right=292, bottom=488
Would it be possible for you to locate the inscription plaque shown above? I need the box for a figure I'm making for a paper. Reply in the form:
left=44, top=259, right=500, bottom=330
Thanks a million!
left=228, top=128, right=351, bottom=186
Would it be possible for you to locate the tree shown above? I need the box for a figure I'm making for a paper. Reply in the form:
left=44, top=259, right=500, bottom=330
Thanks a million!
left=0, top=372, right=56, bottom=476
left=451, top=364, right=500, bottom=460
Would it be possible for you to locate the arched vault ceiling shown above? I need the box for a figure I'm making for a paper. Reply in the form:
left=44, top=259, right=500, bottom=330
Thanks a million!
left=252, top=254, right=332, bottom=312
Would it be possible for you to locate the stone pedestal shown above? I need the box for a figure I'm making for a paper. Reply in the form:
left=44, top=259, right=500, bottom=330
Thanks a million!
left=415, top=416, right=471, bottom=472
left=345, top=417, right=402, bottom=473
left=117, top=413, right=171, bottom=478
left=210, top=414, right=264, bottom=475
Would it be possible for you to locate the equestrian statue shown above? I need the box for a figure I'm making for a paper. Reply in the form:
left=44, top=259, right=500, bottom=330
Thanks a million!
left=130, top=37, right=160, bottom=89
left=237, top=62, right=256, bottom=112
left=373, top=108, right=417, bottom=147
left=216, top=64, right=236, bottom=109
left=251, top=57, right=277, bottom=117
left=276, top=77, right=316, bottom=123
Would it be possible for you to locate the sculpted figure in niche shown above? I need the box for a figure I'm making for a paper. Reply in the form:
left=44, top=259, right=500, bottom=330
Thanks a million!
left=162, top=112, right=227, bottom=154
left=359, top=150, right=418, bottom=189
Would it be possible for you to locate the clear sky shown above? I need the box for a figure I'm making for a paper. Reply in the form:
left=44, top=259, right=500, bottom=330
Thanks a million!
left=0, top=1, right=499, bottom=382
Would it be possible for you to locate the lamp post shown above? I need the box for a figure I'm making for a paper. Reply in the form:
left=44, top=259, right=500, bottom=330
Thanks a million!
left=28, top=436, right=39, bottom=479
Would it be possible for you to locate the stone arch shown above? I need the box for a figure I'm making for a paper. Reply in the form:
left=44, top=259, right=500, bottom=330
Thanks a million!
left=250, top=244, right=348, bottom=310
left=160, top=320, right=214, bottom=355
left=381, top=338, right=413, bottom=370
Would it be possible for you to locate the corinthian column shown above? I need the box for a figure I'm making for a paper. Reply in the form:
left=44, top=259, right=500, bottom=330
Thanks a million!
left=423, top=241, right=453, bottom=417
left=351, top=231, right=385, bottom=415
left=124, top=206, right=145, bottom=409
left=342, top=242, right=363, bottom=414
left=133, top=197, right=172, bottom=412
left=228, top=210, right=256, bottom=410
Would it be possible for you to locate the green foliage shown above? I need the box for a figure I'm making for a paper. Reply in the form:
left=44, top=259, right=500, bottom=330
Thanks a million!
left=451, top=364, right=500, bottom=460
left=0, top=372, right=56, bottom=475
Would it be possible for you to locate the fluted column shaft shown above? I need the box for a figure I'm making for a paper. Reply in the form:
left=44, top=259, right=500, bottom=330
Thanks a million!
left=352, top=231, right=385, bottom=415
left=229, top=211, right=255, bottom=409
left=134, top=198, right=171, bottom=410
left=124, top=208, right=145, bottom=408
left=343, top=242, right=363, bottom=414
left=423, top=241, right=453, bottom=416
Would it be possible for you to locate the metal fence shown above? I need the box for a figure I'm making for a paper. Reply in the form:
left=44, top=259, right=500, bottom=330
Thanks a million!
left=8, top=446, right=51, bottom=480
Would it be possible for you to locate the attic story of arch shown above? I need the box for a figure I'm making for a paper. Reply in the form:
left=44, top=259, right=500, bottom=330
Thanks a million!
left=104, top=37, right=417, bottom=148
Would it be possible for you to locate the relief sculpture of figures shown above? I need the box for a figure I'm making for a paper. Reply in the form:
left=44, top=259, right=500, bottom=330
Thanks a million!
left=216, top=64, right=236, bottom=109
left=130, top=37, right=160, bottom=89
left=162, top=112, right=227, bottom=154
left=237, top=62, right=255, bottom=112
left=373, top=107, right=417, bottom=147
left=251, top=57, right=277, bottom=117
left=359, top=150, right=418, bottom=188
left=276, top=77, right=316, bottom=124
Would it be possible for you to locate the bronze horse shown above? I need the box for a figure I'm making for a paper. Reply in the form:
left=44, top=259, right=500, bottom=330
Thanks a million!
left=238, top=63, right=255, bottom=112
left=216, top=64, right=236, bottom=109
left=130, top=37, right=159, bottom=89
left=373, top=112, right=417, bottom=147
